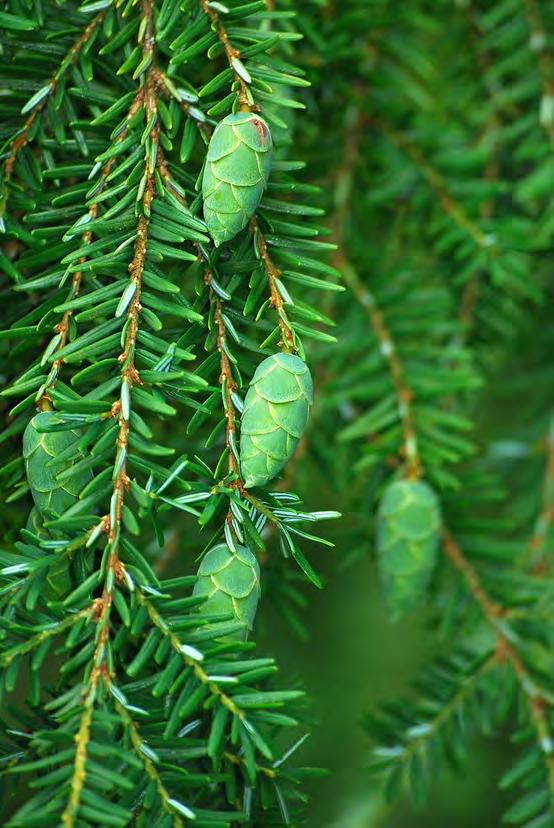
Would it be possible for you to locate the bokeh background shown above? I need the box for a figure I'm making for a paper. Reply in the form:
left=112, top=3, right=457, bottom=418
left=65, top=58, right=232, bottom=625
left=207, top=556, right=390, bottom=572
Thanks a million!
left=256, top=476, right=510, bottom=828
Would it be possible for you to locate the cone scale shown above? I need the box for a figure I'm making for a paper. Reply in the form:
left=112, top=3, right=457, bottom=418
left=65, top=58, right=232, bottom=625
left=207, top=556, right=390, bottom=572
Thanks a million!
left=240, top=353, right=313, bottom=488
left=193, top=543, right=261, bottom=640
left=376, top=478, right=440, bottom=620
left=23, top=411, right=92, bottom=516
left=202, top=112, right=273, bottom=246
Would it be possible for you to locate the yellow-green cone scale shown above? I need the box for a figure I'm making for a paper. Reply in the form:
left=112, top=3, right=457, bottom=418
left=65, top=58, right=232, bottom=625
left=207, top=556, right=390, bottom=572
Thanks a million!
left=202, top=112, right=273, bottom=246
left=376, top=478, right=440, bottom=620
left=23, top=411, right=92, bottom=515
left=192, top=543, right=261, bottom=640
left=240, top=353, right=313, bottom=488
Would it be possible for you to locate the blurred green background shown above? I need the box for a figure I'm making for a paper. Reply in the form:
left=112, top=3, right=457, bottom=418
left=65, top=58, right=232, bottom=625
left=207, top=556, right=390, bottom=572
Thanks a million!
left=257, top=494, right=511, bottom=828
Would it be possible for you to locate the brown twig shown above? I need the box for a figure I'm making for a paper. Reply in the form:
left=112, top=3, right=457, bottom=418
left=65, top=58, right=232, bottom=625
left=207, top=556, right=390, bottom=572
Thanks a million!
left=62, top=5, right=158, bottom=824
left=377, top=120, right=498, bottom=254
left=199, top=0, right=253, bottom=111
left=3, top=12, right=106, bottom=185
left=250, top=217, right=295, bottom=353
left=212, top=290, right=241, bottom=485
left=331, top=110, right=421, bottom=478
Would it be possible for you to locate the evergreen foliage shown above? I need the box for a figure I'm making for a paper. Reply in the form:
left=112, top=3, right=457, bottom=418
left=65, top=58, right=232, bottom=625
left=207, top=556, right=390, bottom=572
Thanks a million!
left=2, top=0, right=554, bottom=825
left=294, top=0, right=554, bottom=824
left=0, top=0, right=337, bottom=824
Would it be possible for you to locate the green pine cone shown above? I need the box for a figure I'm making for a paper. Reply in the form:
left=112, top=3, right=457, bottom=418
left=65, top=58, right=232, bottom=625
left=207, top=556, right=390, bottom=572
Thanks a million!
left=192, top=543, right=261, bottom=640
left=26, top=506, right=71, bottom=599
left=376, top=479, right=441, bottom=620
left=23, top=411, right=92, bottom=517
left=202, top=112, right=273, bottom=246
left=240, top=353, right=313, bottom=488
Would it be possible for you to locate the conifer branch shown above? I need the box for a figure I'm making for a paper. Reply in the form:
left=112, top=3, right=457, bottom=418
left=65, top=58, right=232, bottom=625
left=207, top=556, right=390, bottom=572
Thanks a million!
left=455, top=8, right=503, bottom=338
left=35, top=224, right=95, bottom=409
left=442, top=528, right=554, bottom=800
left=193, top=2, right=295, bottom=352
left=523, top=0, right=554, bottom=145
left=155, top=152, right=243, bottom=487
left=379, top=651, right=497, bottom=767
left=339, top=259, right=421, bottom=478
left=36, top=137, right=129, bottom=406
left=0, top=2, right=334, bottom=825
left=35, top=80, right=146, bottom=407
left=63, top=5, right=159, bottom=821
left=1, top=11, right=106, bottom=187
left=251, top=218, right=296, bottom=353
left=377, top=121, right=498, bottom=254
left=62, top=705, right=94, bottom=828
left=199, top=0, right=252, bottom=110
left=114, top=700, right=186, bottom=827
left=89, top=0, right=158, bottom=690
left=135, top=587, right=246, bottom=720
left=213, top=291, right=241, bottom=484
left=526, top=415, right=554, bottom=573
left=457, top=120, right=500, bottom=340
left=331, top=116, right=422, bottom=478
left=0, top=608, right=90, bottom=668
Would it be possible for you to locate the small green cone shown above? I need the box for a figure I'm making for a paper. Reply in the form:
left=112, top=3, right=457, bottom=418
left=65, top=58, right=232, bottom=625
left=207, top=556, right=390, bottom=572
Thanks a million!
left=26, top=506, right=71, bottom=599
left=23, top=411, right=92, bottom=516
left=202, top=112, right=273, bottom=246
left=240, top=353, right=313, bottom=488
left=376, top=478, right=440, bottom=620
left=192, top=543, right=260, bottom=640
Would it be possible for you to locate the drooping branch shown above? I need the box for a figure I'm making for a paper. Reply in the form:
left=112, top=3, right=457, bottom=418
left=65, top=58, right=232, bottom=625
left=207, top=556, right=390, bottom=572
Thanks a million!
left=526, top=414, right=554, bottom=573
left=36, top=92, right=144, bottom=407
left=442, top=528, right=554, bottom=800
left=2, top=12, right=106, bottom=191
left=199, top=0, right=253, bottom=110
left=62, top=4, right=160, bottom=822
left=331, top=112, right=422, bottom=478
left=523, top=0, right=554, bottom=146
left=377, top=121, right=498, bottom=254
left=91, top=73, right=158, bottom=683
left=250, top=217, right=296, bottom=353
left=193, top=1, right=296, bottom=352
left=114, top=700, right=187, bottom=827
